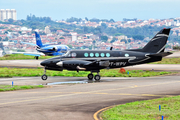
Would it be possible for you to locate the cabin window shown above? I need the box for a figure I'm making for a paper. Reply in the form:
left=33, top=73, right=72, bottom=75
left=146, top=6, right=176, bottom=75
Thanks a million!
left=106, top=53, right=110, bottom=57
left=101, top=53, right=105, bottom=57
left=90, top=53, right=94, bottom=57
left=71, top=52, right=77, bottom=58
left=84, top=53, right=88, bottom=57
left=125, top=54, right=129, bottom=57
left=95, top=53, right=99, bottom=57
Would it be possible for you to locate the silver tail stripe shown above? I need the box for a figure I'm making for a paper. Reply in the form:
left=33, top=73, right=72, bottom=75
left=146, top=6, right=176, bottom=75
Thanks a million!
left=156, top=34, right=169, bottom=37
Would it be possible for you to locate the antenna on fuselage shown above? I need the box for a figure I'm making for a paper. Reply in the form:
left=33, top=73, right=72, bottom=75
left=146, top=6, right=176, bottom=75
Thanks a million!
left=110, top=47, right=113, bottom=50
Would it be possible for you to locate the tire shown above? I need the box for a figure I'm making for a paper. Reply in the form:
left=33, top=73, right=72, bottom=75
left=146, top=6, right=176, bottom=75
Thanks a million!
left=88, top=74, right=93, bottom=80
left=94, top=75, right=101, bottom=81
left=41, top=74, right=48, bottom=80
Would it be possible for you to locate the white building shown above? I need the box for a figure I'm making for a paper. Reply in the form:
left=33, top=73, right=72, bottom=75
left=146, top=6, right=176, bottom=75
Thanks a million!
left=0, top=9, right=17, bottom=21
left=71, top=32, right=77, bottom=42
left=45, top=26, right=51, bottom=34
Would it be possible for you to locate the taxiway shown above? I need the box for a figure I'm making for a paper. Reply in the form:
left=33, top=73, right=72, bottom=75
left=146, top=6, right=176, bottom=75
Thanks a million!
left=0, top=75, right=180, bottom=120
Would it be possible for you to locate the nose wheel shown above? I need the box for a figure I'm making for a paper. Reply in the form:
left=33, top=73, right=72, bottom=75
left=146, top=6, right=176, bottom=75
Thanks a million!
left=41, top=74, right=48, bottom=80
left=41, top=68, right=48, bottom=80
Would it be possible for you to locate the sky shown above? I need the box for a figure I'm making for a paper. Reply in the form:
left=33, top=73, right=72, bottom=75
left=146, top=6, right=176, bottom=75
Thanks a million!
left=0, top=0, right=180, bottom=21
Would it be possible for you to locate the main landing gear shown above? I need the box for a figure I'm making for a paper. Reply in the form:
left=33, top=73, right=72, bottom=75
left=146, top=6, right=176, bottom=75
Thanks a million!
left=87, top=71, right=101, bottom=81
left=34, top=56, right=39, bottom=60
left=41, top=68, right=48, bottom=80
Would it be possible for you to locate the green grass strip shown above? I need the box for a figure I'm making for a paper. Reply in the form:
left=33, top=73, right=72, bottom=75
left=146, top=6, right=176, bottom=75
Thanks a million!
left=0, top=85, right=44, bottom=92
left=0, top=68, right=175, bottom=77
left=0, top=54, right=53, bottom=60
left=101, top=95, right=180, bottom=120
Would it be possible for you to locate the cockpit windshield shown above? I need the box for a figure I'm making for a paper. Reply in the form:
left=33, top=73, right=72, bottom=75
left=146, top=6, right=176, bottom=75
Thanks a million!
left=62, top=51, right=71, bottom=57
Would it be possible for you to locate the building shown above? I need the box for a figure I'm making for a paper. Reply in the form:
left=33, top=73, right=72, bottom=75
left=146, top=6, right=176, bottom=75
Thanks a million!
left=0, top=9, right=17, bottom=21
left=71, top=32, right=77, bottom=42
left=45, top=26, right=51, bottom=34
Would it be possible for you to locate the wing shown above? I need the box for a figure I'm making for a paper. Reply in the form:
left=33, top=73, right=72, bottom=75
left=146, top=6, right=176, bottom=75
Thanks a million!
left=11, top=52, right=45, bottom=57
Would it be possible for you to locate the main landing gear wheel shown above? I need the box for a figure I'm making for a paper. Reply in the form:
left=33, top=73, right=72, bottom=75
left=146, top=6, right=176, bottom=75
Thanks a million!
left=94, top=75, right=101, bottom=81
left=41, top=74, right=48, bottom=80
left=87, top=73, right=94, bottom=80
left=35, top=56, right=39, bottom=60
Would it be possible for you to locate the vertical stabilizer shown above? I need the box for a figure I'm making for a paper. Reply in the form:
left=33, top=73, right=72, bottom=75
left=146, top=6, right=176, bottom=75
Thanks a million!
left=35, top=32, right=43, bottom=47
left=142, top=28, right=171, bottom=53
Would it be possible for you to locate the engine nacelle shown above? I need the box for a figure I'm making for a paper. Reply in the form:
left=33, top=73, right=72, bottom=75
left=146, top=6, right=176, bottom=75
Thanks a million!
left=52, top=46, right=58, bottom=51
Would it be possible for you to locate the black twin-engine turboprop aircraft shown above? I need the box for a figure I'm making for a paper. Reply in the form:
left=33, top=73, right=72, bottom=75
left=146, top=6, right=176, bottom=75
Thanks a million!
left=40, top=28, right=172, bottom=81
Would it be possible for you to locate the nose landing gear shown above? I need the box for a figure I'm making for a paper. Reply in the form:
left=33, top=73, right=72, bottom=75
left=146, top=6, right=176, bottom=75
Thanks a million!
left=41, top=68, right=48, bottom=80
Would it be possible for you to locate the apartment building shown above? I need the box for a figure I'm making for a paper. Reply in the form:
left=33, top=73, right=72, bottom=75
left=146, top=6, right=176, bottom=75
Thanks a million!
left=0, top=9, right=17, bottom=21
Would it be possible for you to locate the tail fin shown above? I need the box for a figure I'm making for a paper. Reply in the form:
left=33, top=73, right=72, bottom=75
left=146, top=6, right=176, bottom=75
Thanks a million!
left=142, top=28, right=171, bottom=53
left=35, top=32, right=43, bottom=47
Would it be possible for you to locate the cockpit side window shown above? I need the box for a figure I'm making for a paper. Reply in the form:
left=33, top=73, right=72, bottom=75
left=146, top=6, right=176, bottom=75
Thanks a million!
left=71, top=52, right=77, bottom=58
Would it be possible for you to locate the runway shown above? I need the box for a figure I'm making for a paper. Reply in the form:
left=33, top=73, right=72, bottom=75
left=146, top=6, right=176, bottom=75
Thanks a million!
left=0, top=75, right=180, bottom=120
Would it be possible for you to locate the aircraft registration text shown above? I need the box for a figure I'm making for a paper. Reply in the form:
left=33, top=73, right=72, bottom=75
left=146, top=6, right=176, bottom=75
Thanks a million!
left=109, top=62, right=126, bottom=67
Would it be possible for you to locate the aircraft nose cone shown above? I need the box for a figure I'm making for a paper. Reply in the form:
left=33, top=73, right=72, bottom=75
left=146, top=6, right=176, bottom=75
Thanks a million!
left=40, top=60, right=49, bottom=66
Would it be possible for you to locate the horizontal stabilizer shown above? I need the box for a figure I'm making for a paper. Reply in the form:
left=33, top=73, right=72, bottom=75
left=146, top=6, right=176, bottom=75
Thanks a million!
left=147, top=52, right=172, bottom=57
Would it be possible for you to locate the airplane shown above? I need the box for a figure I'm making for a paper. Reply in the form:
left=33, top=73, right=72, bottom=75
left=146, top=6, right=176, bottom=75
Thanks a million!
left=21, top=32, right=70, bottom=59
left=40, top=28, right=172, bottom=81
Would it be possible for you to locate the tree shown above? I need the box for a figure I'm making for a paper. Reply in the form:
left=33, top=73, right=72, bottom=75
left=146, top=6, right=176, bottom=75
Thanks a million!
left=85, top=17, right=88, bottom=21
left=3, top=37, right=8, bottom=41
left=26, top=15, right=31, bottom=21
left=67, top=45, right=73, bottom=49
left=110, top=19, right=115, bottom=23
left=18, top=31, right=22, bottom=34
left=101, top=23, right=107, bottom=30
left=60, top=37, right=65, bottom=39
left=132, top=35, right=144, bottom=40
left=114, top=33, right=123, bottom=36
left=8, top=18, right=14, bottom=23
left=127, top=39, right=131, bottom=43
left=4, top=31, right=8, bottom=34
left=101, top=36, right=108, bottom=42
left=121, top=39, right=127, bottom=44
left=110, top=37, right=116, bottom=43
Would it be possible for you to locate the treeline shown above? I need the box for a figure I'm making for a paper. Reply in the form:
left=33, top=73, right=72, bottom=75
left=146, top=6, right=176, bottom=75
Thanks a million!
left=26, top=15, right=51, bottom=23
left=74, top=24, right=167, bottom=40
left=0, top=15, right=171, bottom=41
left=66, top=17, right=115, bottom=23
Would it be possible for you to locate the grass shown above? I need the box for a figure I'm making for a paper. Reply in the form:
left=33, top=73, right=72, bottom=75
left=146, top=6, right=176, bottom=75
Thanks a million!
left=0, top=68, right=175, bottom=78
left=0, top=85, right=44, bottom=92
left=0, top=54, right=53, bottom=60
left=151, top=57, right=180, bottom=64
left=101, top=95, right=180, bottom=120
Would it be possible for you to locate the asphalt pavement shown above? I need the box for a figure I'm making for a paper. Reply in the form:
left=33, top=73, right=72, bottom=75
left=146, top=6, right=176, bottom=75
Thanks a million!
left=0, top=75, right=180, bottom=120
